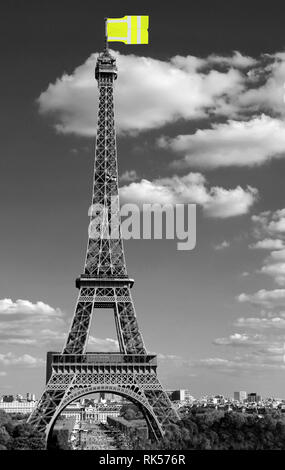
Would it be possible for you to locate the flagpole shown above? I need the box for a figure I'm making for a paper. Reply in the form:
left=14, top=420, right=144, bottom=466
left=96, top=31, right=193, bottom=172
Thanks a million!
left=104, top=17, right=109, bottom=53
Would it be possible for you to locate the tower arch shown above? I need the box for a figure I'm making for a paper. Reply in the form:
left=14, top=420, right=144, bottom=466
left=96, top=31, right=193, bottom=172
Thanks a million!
left=46, top=385, right=163, bottom=446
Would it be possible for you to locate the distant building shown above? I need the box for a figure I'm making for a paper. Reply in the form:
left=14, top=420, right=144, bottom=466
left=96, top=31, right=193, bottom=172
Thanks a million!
left=83, top=405, right=120, bottom=423
left=247, top=393, right=261, bottom=403
left=62, top=402, right=83, bottom=423
left=234, top=391, right=247, bottom=402
left=183, top=390, right=194, bottom=402
left=169, top=389, right=193, bottom=402
left=214, top=395, right=225, bottom=404
left=26, top=393, right=36, bottom=402
left=0, top=400, right=37, bottom=414
left=61, top=402, right=121, bottom=424
left=2, top=395, right=14, bottom=403
left=80, top=393, right=122, bottom=406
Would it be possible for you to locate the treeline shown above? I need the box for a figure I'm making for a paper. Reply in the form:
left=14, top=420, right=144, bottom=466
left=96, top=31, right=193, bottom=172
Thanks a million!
left=120, top=403, right=143, bottom=421
left=132, top=409, right=285, bottom=450
left=0, top=411, right=45, bottom=450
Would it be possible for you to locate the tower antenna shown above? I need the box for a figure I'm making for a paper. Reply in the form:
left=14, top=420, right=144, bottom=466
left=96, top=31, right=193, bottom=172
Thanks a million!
left=104, top=17, right=109, bottom=53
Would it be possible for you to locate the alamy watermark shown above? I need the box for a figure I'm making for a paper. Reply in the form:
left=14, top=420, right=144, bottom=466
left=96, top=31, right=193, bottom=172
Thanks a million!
left=88, top=197, right=196, bottom=251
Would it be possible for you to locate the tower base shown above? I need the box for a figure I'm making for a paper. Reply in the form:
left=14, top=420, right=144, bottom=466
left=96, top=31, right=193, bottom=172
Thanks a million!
left=28, top=352, right=179, bottom=443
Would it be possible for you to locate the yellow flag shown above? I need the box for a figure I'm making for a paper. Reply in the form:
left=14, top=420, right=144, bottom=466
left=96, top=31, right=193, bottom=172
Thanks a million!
left=106, top=16, right=149, bottom=44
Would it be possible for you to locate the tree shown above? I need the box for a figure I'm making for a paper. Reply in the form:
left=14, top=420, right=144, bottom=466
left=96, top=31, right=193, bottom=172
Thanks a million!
left=120, top=403, right=142, bottom=420
left=0, top=426, right=11, bottom=449
left=123, top=408, right=137, bottom=421
left=129, top=409, right=285, bottom=450
left=12, top=423, right=32, bottom=438
left=48, top=429, right=71, bottom=450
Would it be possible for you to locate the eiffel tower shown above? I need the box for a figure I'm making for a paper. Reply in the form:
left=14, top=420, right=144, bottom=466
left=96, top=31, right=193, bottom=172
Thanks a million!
left=28, top=43, right=179, bottom=444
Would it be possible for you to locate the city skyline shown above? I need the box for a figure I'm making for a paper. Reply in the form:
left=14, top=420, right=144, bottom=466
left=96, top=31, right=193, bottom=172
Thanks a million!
left=1, top=0, right=285, bottom=400
left=1, top=388, right=282, bottom=400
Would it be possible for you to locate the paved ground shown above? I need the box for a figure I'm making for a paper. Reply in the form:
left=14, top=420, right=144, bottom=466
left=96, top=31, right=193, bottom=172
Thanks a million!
left=74, top=422, right=122, bottom=450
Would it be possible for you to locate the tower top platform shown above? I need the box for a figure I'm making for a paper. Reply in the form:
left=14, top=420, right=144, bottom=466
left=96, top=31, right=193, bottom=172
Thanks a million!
left=95, top=49, right=117, bottom=80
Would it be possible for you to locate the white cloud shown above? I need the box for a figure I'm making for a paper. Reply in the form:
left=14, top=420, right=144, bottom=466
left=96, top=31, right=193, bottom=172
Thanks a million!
left=203, top=186, right=257, bottom=218
left=261, top=262, right=285, bottom=286
left=38, top=51, right=245, bottom=136
left=238, top=289, right=285, bottom=308
left=213, top=333, right=263, bottom=346
left=39, top=329, right=67, bottom=343
left=268, top=215, right=285, bottom=234
left=198, top=357, right=232, bottom=367
left=120, top=170, right=139, bottom=183
left=0, top=298, right=63, bottom=319
left=37, top=51, right=285, bottom=178
left=120, top=172, right=258, bottom=218
left=0, top=299, right=66, bottom=348
left=0, top=353, right=44, bottom=368
left=171, top=51, right=257, bottom=72
left=205, top=303, right=285, bottom=372
left=238, top=53, right=285, bottom=116
left=155, top=353, right=188, bottom=369
left=160, top=115, right=285, bottom=169
left=197, top=331, right=285, bottom=372
left=36, top=49, right=285, bottom=187
left=251, top=211, right=271, bottom=227
left=270, top=249, right=285, bottom=261
left=206, top=51, right=257, bottom=69
left=249, top=238, right=285, bottom=250
left=196, top=356, right=285, bottom=372
left=88, top=336, right=119, bottom=352
left=252, top=209, right=285, bottom=235
left=0, top=322, right=62, bottom=345
left=214, top=240, right=230, bottom=250
left=235, top=316, right=285, bottom=329
left=0, top=338, right=37, bottom=345
left=249, top=213, right=285, bottom=285
left=156, top=353, right=183, bottom=361
left=0, top=371, right=7, bottom=377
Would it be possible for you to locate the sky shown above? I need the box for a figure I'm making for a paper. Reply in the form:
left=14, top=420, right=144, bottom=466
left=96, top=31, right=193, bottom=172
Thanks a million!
left=1, top=0, right=285, bottom=400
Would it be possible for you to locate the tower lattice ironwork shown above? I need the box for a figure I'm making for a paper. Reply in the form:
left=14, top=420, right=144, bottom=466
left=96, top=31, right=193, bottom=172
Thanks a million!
left=28, top=45, right=179, bottom=442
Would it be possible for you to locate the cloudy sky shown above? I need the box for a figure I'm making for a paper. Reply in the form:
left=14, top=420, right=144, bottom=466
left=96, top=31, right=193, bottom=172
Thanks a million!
left=1, top=0, right=285, bottom=399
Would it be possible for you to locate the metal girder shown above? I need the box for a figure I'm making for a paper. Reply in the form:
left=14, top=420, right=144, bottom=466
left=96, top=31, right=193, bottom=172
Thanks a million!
left=62, top=286, right=146, bottom=355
